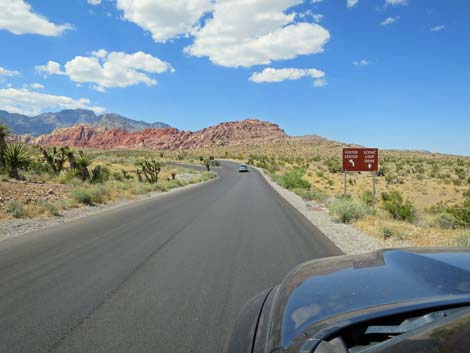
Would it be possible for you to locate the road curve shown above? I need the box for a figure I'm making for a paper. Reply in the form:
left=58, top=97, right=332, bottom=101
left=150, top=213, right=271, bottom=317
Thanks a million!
left=0, top=161, right=342, bottom=353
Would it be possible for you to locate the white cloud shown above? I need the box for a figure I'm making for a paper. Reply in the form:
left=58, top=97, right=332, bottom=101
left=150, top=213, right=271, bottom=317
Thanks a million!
left=347, top=0, right=359, bottom=8
left=381, top=16, right=400, bottom=25
left=0, top=67, right=20, bottom=77
left=353, top=59, right=369, bottom=66
left=185, top=0, right=330, bottom=68
left=431, top=25, right=445, bottom=32
left=385, top=0, right=407, bottom=6
left=39, top=50, right=174, bottom=91
left=312, top=0, right=323, bottom=3
left=249, top=67, right=326, bottom=87
left=0, top=88, right=104, bottom=116
left=35, top=61, right=65, bottom=77
left=312, top=14, right=324, bottom=23
left=298, top=10, right=323, bottom=23
left=116, top=0, right=212, bottom=43
left=0, top=0, right=72, bottom=36
left=88, top=0, right=101, bottom=5
left=24, top=83, right=45, bottom=90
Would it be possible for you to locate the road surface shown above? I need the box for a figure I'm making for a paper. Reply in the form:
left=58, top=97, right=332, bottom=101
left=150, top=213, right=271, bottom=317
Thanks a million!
left=0, top=161, right=342, bottom=353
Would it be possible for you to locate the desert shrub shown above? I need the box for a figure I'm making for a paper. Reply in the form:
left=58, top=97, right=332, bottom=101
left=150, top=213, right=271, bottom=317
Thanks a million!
left=455, top=167, right=466, bottom=180
left=24, top=201, right=61, bottom=218
left=445, top=199, right=470, bottom=228
left=454, top=233, right=470, bottom=248
left=280, top=168, right=310, bottom=189
left=463, top=189, right=470, bottom=198
left=327, top=196, right=372, bottom=223
left=382, top=227, right=394, bottom=239
left=6, top=200, right=26, bottom=218
left=57, top=169, right=80, bottom=185
left=324, top=158, right=342, bottom=173
left=377, top=165, right=387, bottom=177
left=201, top=171, right=217, bottom=181
left=381, top=191, right=416, bottom=222
left=451, top=179, right=462, bottom=186
left=293, top=187, right=327, bottom=202
left=70, top=186, right=108, bottom=205
left=90, top=165, right=110, bottom=183
left=39, top=201, right=61, bottom=217
left=28, top=160, right=53, bottom=175
left=361, top=191, right=374, bottom=207
left=432, top=212, right=460, bottom=229
left=385, top=174, right=401, bottom=185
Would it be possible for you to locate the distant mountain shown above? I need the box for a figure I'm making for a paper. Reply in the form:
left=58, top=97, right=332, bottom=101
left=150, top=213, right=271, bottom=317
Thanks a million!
left=33, top=119, right=289, bottom=150
left=0, top=109, right=170, bottom=136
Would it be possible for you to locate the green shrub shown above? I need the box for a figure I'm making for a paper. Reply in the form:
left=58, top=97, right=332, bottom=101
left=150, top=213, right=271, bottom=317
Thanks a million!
left=57, top=169, right=79, bottom=184
left=382, top=227, right=394, bottom=239
left=327, top=196, right=372, bottom=223
left=6, top=200, right=26, bottom=218
left=28, top=160, right=53, bottom=175
left=381, top=226, right=408, bottom=240
left=454, top=233, right=470, bottom=248
left=42, top=201, right=61, bottom=217
left=382, top=191, right=416, bottom=222
left=361, top=191, right=373, bottom=207
left=433, top=212, right=460, bottom=229
left=70, top=186, right=108, bottom=205
left=445, top=199, right=470, bottom=228
left=90, top=165, right=110, bottom=183
left=293, top=187, right=327, bottom=202
left=280, top=168, right=310, bottom=190
left=324, top=158, right=342, bottom=173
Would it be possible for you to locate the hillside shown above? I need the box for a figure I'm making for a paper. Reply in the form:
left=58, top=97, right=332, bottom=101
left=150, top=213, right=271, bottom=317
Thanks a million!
left=0, top=109, right=170, bottom=136
left=33, top=119, right=290, bottom=150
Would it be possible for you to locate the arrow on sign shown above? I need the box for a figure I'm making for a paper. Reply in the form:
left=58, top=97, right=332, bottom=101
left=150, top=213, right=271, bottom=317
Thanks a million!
left=368, top=163, right=372, bottom=169
left=349, top=160, right=355, bottom=167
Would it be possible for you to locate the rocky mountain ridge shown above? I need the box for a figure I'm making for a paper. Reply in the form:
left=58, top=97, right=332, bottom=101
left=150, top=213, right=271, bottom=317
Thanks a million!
left=33, top=119, right=290, bottom=150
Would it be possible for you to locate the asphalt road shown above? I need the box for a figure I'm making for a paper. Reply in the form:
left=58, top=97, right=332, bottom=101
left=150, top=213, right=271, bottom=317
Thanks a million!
left=0, top=161, right=342, bottom=353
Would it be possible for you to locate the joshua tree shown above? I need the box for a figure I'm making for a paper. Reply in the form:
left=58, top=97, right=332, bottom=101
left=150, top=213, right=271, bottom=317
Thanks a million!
left=3, top=142, right=31, bottom=179
left=0, top=122, right=11, bottom=168
left=204, top=159, right=211, bottom=171
left=40, top=146, right=70, bottom=175
left=136, top=159, right=161, bottom=183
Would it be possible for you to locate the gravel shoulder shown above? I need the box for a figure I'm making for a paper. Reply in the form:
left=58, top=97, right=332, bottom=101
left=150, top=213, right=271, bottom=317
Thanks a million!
left=254, top=166, right=387, bottom=255
left=0, top=174, right=218, bottom=243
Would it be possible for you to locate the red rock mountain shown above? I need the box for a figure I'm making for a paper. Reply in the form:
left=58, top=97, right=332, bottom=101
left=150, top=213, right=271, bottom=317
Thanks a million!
left=33, top=119, right=288, bottom=150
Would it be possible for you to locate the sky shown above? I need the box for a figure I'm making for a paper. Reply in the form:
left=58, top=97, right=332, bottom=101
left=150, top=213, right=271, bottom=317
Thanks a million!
left=0, top=0, right=469, bottom=156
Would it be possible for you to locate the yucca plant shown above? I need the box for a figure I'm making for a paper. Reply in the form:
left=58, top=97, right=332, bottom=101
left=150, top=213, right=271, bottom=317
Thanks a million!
left=0, top=122, right=11, bottom=168
left=75, top=151, right=91, bottom=181
left=4, top=142, right=31, bottom=179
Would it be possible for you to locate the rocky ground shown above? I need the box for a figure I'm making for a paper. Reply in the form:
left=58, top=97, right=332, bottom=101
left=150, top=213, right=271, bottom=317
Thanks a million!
left=0, top=180, right=72, bottom=218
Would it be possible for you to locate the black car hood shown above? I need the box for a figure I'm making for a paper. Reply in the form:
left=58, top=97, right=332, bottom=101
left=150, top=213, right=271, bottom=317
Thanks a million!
left=270, top=248, right=470, bottom=350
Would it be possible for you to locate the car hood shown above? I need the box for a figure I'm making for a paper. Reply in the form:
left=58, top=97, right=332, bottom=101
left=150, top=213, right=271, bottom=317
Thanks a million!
left=270, top=248, right=470, bottom=350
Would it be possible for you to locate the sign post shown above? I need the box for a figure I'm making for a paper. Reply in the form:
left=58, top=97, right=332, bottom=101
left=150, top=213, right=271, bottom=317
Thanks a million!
left=342, top=148, right=379, bottom=208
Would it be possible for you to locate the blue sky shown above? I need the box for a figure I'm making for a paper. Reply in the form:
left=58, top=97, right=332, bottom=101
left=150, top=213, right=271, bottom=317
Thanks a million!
left=0, top=0, right=469, bottom=155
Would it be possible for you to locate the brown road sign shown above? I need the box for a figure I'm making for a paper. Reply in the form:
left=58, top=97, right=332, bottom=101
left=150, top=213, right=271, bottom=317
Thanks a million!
left=343, top=148, right=379, bottom=172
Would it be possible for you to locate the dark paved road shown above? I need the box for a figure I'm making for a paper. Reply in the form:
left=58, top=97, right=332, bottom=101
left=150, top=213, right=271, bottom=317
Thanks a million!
left=0, top=161, right=341, bottom=353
